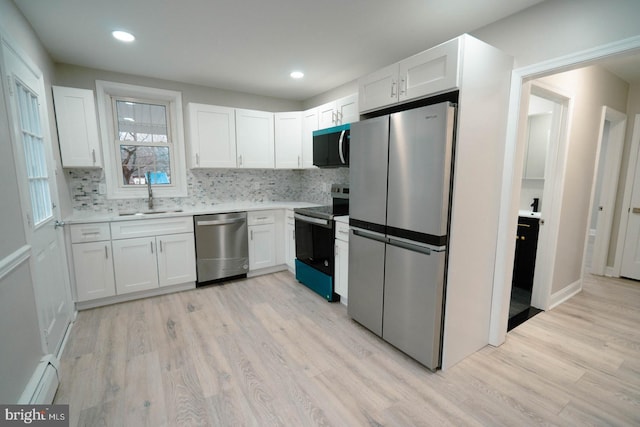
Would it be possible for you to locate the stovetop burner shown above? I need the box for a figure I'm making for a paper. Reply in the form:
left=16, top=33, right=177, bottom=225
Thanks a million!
left=294, top=204, right=348, bottom=220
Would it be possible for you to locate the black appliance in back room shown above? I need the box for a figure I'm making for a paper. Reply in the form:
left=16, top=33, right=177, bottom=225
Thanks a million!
left=294, top=185, right=349, bottom=301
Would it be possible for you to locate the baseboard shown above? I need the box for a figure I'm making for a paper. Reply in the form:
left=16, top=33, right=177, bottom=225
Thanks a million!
left=247, top=264, right=288, bottom=278
left=76, top=281, right=195, bottom=310
left=548, top=279, right=582, bottom=310
left=18, top=355, right=60, bottom=404
left=604, top=266, right=616, bottom=277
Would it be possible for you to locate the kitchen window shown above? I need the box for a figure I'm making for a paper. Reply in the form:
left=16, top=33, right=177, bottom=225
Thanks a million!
left=96, top=81, right=187, bottom=199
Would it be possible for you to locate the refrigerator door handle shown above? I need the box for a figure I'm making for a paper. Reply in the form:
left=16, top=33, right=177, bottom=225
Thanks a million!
left=387, top=236, right=446, bottom=255
left=351, top=227, right=387, bottom=243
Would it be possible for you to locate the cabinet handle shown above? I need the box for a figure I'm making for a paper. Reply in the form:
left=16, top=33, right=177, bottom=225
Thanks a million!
left=105, top=245, right=108, bottom=259
left=160, top=240, right=163, bottom=252
left=196, top=153, right=200, bottom=166
left=400, top=77, right=406, bottom=95
left=391, top=80, right=397, bottom=97
left=298, top=155, right=301, bottom=168
left=293, top=229, right=295, bottom=240
left=238, top=155, right=243, bottom=166
left=151, top=241, right=154, bottom=254
left=250, top=230, right=253, bottom=240
left=337, top=111, right=343, bottom=124
left=331, top=111, right=336, bottom=124
left=92, top=149, right=96, bottom=164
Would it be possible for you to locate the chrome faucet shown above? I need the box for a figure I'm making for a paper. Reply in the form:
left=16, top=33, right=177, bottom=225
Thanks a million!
left=146, top=172, right=153, bottom=210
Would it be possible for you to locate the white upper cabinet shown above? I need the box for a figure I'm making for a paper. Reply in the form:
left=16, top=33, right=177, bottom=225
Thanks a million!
left=358, top=37, right=460, bottom=113
left=52, top=85, right=102, bottom=168
left=302, top=108, right=319, bottom=169
left=274, top=111, right=303, bottom=169
left=186, top=103, right=237, bottom=168
left=317, top=94, right=359, bottom=129
left=235, top=108, right=275, bottom=168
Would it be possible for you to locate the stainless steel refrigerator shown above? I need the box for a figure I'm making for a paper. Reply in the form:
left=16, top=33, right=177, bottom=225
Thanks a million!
left=348, top=101, right=456, bottom=370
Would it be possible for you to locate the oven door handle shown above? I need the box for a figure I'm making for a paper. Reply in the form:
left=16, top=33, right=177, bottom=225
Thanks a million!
left=294, top=213, right=331, bottom=227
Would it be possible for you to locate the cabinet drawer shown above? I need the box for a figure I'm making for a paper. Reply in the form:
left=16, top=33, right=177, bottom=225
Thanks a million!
left=111, top=216, right=194, bottom=240
left=285, top=209, right=295, bottom=225
left=335, top=221, right=350, bottom=242
left=70, top=222, right=111, bottom=243
left=248, top=210, right=275, bottom=226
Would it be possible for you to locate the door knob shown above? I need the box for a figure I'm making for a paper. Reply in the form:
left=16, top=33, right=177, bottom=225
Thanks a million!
left=54, top=220, right=66, bottom=229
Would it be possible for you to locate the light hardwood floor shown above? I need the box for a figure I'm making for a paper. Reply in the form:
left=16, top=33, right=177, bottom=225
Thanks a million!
left=55, top=271, right=640, bottom=426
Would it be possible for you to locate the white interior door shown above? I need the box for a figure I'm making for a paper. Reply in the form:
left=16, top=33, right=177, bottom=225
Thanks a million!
left=2, top=40, right=72, bottom=355
left=589, top=107, right=626, bottom=275
left=621, top=128, right=640, bottom=279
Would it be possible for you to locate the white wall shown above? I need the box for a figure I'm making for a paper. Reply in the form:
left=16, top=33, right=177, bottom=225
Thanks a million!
left=0, top=0, right=54, bottom=403
left=472, top=0, right=640, bottom=68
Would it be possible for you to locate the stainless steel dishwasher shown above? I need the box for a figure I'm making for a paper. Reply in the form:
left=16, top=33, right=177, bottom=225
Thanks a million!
left=194, top=212, right=249, bottom=285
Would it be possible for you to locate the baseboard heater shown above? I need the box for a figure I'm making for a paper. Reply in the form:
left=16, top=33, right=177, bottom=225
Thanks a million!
left=18, top=354, right=60, bottom=404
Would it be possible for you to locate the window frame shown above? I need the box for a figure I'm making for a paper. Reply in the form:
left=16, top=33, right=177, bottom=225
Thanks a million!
left=96, top=80, right=187, bottom=199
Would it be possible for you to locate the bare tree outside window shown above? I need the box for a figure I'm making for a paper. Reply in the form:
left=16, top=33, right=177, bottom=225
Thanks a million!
left=114, top=99, right=172, bottom=186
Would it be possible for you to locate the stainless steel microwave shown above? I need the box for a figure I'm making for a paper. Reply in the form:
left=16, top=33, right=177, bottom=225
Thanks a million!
left=313, top=124, right=350, bottom=167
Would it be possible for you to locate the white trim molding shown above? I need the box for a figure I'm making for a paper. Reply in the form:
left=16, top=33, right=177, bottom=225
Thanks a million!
left=548, top=279, right=582, bottom=310
left=0, top=245, right=31, bottom=281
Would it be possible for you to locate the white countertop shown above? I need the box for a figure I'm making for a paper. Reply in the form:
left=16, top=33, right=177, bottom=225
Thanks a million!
left=65, top=201, right=320, bottom=224
left=518, top=210, right=541, bottom=219
left=334, top=215, right=349, bottom=224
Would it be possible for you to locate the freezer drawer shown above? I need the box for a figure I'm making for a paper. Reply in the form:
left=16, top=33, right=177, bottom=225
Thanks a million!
left=383, top=242, right=446, bottom=370
left=347, top=230, right=386, bottom=336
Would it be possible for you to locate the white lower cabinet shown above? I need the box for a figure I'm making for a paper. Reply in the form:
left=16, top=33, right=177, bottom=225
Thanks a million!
left=70, top=222, right=116, bottom=302
left=157, top=233, right=196, bottom=287
left=248, top=211, right=277, bottom=271
left=284, top=209, right=296, bottom=271
left=72, top=241, right=116, bottom=301
left=112, top=236, right=159, bottom=295
left=334, top=220, right=349, bottom=304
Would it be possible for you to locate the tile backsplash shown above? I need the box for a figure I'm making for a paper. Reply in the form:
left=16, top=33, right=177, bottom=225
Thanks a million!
left=67, top=168, right=349, bottom=213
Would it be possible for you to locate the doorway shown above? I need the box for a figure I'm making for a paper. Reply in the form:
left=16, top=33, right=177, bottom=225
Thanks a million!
left=508, top=83, right=569, bottom=330
left=489, top=35, right=640, bottom=346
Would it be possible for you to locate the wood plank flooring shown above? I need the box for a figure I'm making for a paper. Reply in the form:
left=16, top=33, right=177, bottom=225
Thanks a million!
left=54, top=271, right=640, bottom=426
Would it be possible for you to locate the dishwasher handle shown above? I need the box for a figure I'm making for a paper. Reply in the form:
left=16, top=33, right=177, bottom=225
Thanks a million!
left=196, top=217, right=246, bottom=226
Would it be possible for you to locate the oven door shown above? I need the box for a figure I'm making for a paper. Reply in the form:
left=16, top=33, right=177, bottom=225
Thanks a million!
left=294, top=213, right=335, bottom=276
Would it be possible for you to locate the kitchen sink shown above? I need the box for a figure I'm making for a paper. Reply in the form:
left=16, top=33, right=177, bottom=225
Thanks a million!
left=118, top=209, right=183, bottom=216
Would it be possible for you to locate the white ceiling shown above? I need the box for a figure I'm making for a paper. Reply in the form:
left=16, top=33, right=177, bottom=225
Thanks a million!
left=14, top=0, right=547, bottom=101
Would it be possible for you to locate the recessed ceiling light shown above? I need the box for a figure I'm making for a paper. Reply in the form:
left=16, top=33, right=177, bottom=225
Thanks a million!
left=290, top=71, right=304, bottom=79
left=112, top=30, right=135, bottom=42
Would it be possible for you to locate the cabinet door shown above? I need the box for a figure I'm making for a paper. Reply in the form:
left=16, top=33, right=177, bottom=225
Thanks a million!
left=334, top=238, right=349, bottom=301
left=335, top=94, right=359, bottom=125
left=157, top=233, right=196, bottom=287
left=186, top=103, right=237, bottom=168
left=284, top=210, right=296, bottom=270
left=248, top=223, right=276, bottom=270
left=302, top=108, right=319, bottom=169
left=52, top=86, right=101, bottom=168
left=72, top=241, right=116, bottom=301
left=112, top=237, right=159, bottom=294
left=398, top=38, right=459, bottom=102
left=236, top=109, right=275, bottom=168
left=317, top=101, right=337, bottom=129
left=358, top=63, right=399, bottom=113
left=274, top=111, right=302, bottom=169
